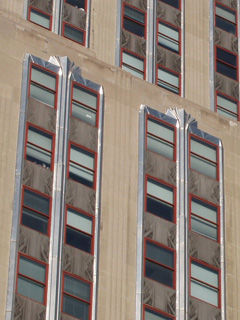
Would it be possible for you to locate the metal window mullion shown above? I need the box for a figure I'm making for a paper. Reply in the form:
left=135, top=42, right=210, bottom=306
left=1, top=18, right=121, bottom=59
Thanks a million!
left=146, top=0, right=156, bottom=83
left=52, top=0, right=62, bottom=34
left=210, top=0, right=215, bottom=111
left=85, top=0, right=91, bottom=47
left=115, top=0, right=122, bottom=66
left=238, top=0, right=240, bottom=118
left=180, top=0, right=185, bottom=97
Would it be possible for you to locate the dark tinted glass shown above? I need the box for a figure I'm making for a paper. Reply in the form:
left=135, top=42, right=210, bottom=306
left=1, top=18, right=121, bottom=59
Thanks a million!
left=217, top=47, right=237, bottom=66
left=66, top=0, right=85, bottom=9
left=147, top=196, right=174, bottom=221
left=123, top=18, right=145, bottom=37
left=160, top=0, right=179, bottom=9
left=146, top=241, right=174, bottom=268
left=64, top=24, right=84, bottom=44
left=145, top=260, right=174, bottom=287
left=217, top=60, right=237, bottom=79
left=66, top=227, right=92, bottom=253
left=22, top=207, right=48, bottom=234
left=24, top=189, right=50, bottom=216
left=216, top=16, right=236, bottom=34
left=63, top=295, right=89, bottom=320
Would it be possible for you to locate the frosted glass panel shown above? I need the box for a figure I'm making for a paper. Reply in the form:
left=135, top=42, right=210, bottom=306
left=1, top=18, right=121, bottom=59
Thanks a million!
left=73, top=86, right=97, bottom=110
left=19, top=256, right=46, bottom=283
left=67, top=208, right=92, bottom=234
left=191, top=138, right=216, bottom=162
left=17, top=277, right=44, bottom=303
left=30, top=9, right=50, bottom=29
left=192, top=199, right=217, bottom=223
left=147, top=179, right=173, bottom=204
left=70, top=146, right=94, bottom=169
left=191, top=154, right=216, bottom=179
left=191, top=279, right=218, bottom=306
left=64, top=275, right=90, bottom=301
left=192, top=261, right=218, bottom=287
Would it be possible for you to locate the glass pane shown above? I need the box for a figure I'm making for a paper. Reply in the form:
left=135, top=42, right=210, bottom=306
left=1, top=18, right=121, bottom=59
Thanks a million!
left=158, top=22, right=179, bottom=52
left=192, top=261, right=218, bottom=287
left=22, top=207, right=48, bottom=234
left=67, top=208, right=92, bottom=234
left=191, top=279, right=218, bottom=306
left=70, top=145, right=94, bottom=169
left=191, top=154, right=217, bottom=179
left=122, top=65, right=144, bottom=79
left=64, top=275, right=90, bottom=301
left=64, top=24, right=84, bottom=44
left=191, top=198, right=217, bottom=223
left=124, top=5, right=145, bottom=23
left=145, top=308, right=173, bottom=320
left=63, top=294, right=89, bottom=320
left=217, top=107, right=238, bottom=120
left=147, top=118, right=174, bottom=143
left=31, top=66, right=56, bottom=91
left=30, top=83, right=55, bottom=107
left=191, top=138, right=216, bottom=162
left=160, top=0, right=179, bottom=9
left=122, top=52, right=144, bottom=72
left=147, top=135, right=174, bottom=159
left=217, top=47, right=237, bottom=66
left=17, top=276, right=44, bottom=303
left=158, top=68, right=179, bottom=87
left=191, top=215, right=218, bottom=240
left=66, top=0, right=85, bottom=9
left=30, top=8, right=50, bottom=29
left=73, top=86, right=97, bottom=110
left=216, top=60, right=237, bottom=79
left=158, top=34, right=179, bottom=52
left=66, top=227, right=92, bottom=252
left=146, top=241, right=174, bottom=268
left=19, top=256, right=46, bottom=283
left=23, top=189, right=50, bottom=216
left=147, top=195, right=174, bottom=222
left=147, top=178, right=173, bottom=204
left=146, top=260, right=173, bottom=287
left=217, top=94, right=238, bottom=113
left=123, top=18, right=145, bottom=37
left=26, top=143, right=51, bottom=167
left=69, top=162, right=94, bottom=187
left=216, top=16, right=236, bottom=34
left=216, top=4, right=236, bottom=23
left=28, top=126, right=52, bottom=151
left=72, top=101, right=97, bottom=125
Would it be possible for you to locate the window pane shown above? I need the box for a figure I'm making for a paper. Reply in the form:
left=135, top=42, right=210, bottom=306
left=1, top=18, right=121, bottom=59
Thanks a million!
left=147, top=195, right=174, bottom=221
left=66, top=227, right=92, bottom=252
left=191, top=138, right=216, bottom=162
left=146, top=260, right=173, bottom=287
left=217, top=47, right=237, bottom=66
left=17, top=276, right=44, bottom=303
left=30, top=83, right=55, bottom=107
left=69, top=162, right=94, bottom=187
left=147, top=179, right=173, bottom=204
left=191, top=215, right=217, bottom=240
left=19, top=256, right=46, bottom=283
left=67, top=208, right=92, bottom=234
left=23, top=189, right=50, bottom=216
left=216, top=60, right=237, bottom=79
left=148, top=118, right=174, bottom=143
left=191, top=198, right=217, bottom=223
left=217, top=94, right=238, bottom=113
left=124, top=5, right=145, bottom=24
left=27, top=143, right=51, bottom=167
left=145, top=308, right=173, bottom=320
left=122, top=65, right=144, bottom=79
left=124, top=18, right=145, bottom=37
left=147, top=135, right=174, bottom=159
left=70, top=146, right=94, bottom=169
left=191, top=279, right=218, bottom=306
left=72, top=101, right=97, bottom=125
left=122, top=52, right=144, bottom=72
left=217, top=107, right=238, bottom=120
left=192, top=261, right=218, bottom=287
left=158, top=68, right=179, bottom=94
left=160, top=0, right=179, bottom=9
left=216, top=15, right=236, bottom=34
left=146, top=241, right=174, bottom=268
left=66, top=0, right=85, bottom=9
left=28, top=127, right=52, bottom=151
left=73, top=86, right=97, bottom=110
left=216, top=4, right=236, bottom=23
left=64, top=275, right=90, bottom=301
left=158, top=22, right=179, bottom=52
left=31, top=66, right=56, bottom=91
left=30, top=8, right=50, bottom=29
left=64, top=24, right=84, bottom=44
left=63, top=294, right=89, bottom=320
left=191, top=154, right=217, bottom=179
left=22, top=207, right=48, bottom=234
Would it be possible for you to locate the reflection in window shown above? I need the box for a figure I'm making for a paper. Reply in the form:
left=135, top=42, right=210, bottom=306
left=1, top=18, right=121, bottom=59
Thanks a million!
left=216, top=47, right=237, bottom=80
left=122, top=50, right=145, bottom=79
left=123, top=4, right=145, bottom=37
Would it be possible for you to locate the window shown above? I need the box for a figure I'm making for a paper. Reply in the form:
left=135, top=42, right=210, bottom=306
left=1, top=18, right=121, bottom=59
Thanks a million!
left=62, top=273, right=91, bottom=320
left=215, top=2, right=236, bottom=35
left=29, top=64, right=57, bottom=108
left=146, top=116, right=175, bottom=160
left=26, top=124, right=54, bottom=170
left=157, top=66, right=180, bottom=94
left=216, top=46, right=237, bottom=80
left=68, top=143, right=96, bottom=188
left=216, top=92, right=239, bottom=120
left=146, top=177, right=175, bottom=222
left=145, top=240, right=175, bottom=288
left=123, top=3, right=146, bottom=38
left=65, top=206, right=94, bottom=253
left=28, top=7, right=51, bottom=30
left=159, top=0, right=180, bottom=9
left=144, top=306, right=174, bottom=320
left=190, top=260, right=220, bottom=307
left=65, top=0, right=85, bottom=9
left=17, top=254, right=47, bottom=304
left=158, top=20, right=180, bottom=53
left=122, top=50, right=145, bottom=79
left=190, top=136, right=218, bottom=179
left=63, top=22, right=85, bottom=45
left=21, top=187, right=51, bottom=235
left=71, top=84, right=98, bottom=126
left=190, top=196, right=219, bottom=241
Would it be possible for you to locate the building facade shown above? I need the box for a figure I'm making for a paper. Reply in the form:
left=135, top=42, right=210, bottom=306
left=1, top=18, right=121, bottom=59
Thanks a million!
left=0, top=0, right=240, bottom=319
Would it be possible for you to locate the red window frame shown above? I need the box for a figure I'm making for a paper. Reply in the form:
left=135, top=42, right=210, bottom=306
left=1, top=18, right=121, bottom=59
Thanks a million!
left=21, top=186, right=52, bottom=236
left=146, top=114, right=176, bottom=161
left=159, top=0, right=181, bottom=10
left=122, top=2, right=146, bottom=39
left=62, top=272, right=92, bottom=320
left=16, top=253, right=48, bottom=305
left=189, top=194, right=220, bottom=242
left=64, top=0, right=87, bottom=11
left=64, top=205, right=95, bottom=254
left=156, top=64, right=181, bottom=95
left=157, top=18, right=181, bottom=55
left=67, top=142, right=97, bottom=189
left=70, top=82, right=99, bottom=127
left=215, top=45, right=238, bottom=81
left=189, top=134, right=219, bottom=180
left=145, top=175, right=176, bottom=223
left=144, top=238, right=176, bottom=289
left=29, top=63, right=58, bottom=109
left=121, top=48, right=146, bottom=79
left=215, top=90, right=239, bottom=120
left=190, top=257, right=221, bottom=308
left=28, top=6, right=52, bottom=30
left=62, top=21, right=86, bottom=46
left=215, top=1, right=237, bottom=36
left=25, top=122, right=55, bottom=171
left=143, top=305, right=175, bottom=320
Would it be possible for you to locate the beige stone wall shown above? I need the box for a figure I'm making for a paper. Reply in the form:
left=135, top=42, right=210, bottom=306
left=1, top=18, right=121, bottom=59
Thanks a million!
left=0, top=2, right=240, bottom=320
